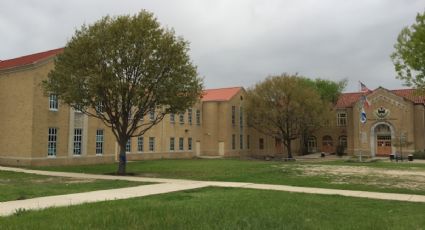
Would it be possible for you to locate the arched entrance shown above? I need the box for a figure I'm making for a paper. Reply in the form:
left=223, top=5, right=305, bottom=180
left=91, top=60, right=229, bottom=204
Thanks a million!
left=322, top=135, right=333, bottom=153
left=370, top=122, right=395, bottom=157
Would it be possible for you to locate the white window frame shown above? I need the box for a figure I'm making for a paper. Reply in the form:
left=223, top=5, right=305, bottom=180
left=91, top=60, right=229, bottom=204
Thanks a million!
left=231, top=106, right=236, bottom=125
left=73, top=128, right=82, bottom=155
left=149, top=137, right=155, bottom=152
left=188, top=109, right=192, bottom=125
left=179, top=137, right=184, bottom=151
left=179, top=113, right=185, bottom=124
left=149, top=111, right=155, bottom=121
left=196, top=110, right=201, bottom=125
left=188, top=137, right=193, bottom=151
left=95, top=129, right=104, bottom=155
left=337, top=111, right=347, bottom=127
left=137, top=136, right=144, bottom=152
left=48, top=128, right=57, bottom=157
left=170, top=137, right=175, bottom=151
left=49, top=94, right=58, bottom=111
left=126, top=139, right=131, bottom=153
left=170, top=113, right=175, bottom=123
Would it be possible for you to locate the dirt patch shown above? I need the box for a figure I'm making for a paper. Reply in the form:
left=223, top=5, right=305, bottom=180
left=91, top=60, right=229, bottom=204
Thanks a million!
left=280, top=164, right=425, bottom=191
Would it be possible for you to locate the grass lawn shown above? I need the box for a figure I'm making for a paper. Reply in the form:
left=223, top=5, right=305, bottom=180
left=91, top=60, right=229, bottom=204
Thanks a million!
left=0, top=171, right=147, bottom=202
left=1, top=187, right=424, bottom=230
left=32, top=158, right=425, bottom=195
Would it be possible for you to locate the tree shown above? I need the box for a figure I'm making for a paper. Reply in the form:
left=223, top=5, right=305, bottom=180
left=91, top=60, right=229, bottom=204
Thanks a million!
left=391, top=11, right=425, bottom=91
left=298, top=78, right=346, bottom=154
left=43, top=11, right=203, bottom=174
left=245, top=74, right=331, bottom=158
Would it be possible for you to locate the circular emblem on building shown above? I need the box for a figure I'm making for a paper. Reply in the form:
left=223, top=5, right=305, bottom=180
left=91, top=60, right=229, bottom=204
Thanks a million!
left=374, top=106, right=390, bottom=119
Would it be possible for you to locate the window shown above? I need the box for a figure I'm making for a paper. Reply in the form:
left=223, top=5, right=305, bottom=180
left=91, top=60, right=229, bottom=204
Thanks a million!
left=188, top=109, right=192, bottom=125
left=247, top=135, right=250, bottom=149
left=149, top=111, right=155, bottom=121
left=239, top=106, right=243, bottom=128
left=307, top=136, right=317, bottom=153
left=170, top=137, right=175, bottom=151
left=339, top=136, right=347, bottom=148
left=196, top=110, right=201, bottom=125
left=232, top=134, right=236, bottom=150
left=179, top=113, right=184, bottom=124
left=337, top=112, right=347, bottom=127
left=188, top=137, right=193, bottom=151
left=96, top=129, right=104, bottom=155
left=49, top=94, right=58, bottom=111
left=149, top=137, right=155, bottom=152
left=73, top=128, right=82, bottom=155
left=126, top=139, right=131, bottom=153
left=259, top=138, right=264, bottom=150
left=48, top=128, right=57, bottom=156
left=231, top=106, right=236, bottom=125
left=170, top=113, right=175, bottom=123
left=179, top=137, right=184, bottom=151
left=137, top=136, right=144, bottom=152
left=240, top=134, right=243, bottom=149
left=96, top=102, right=104, bottom=113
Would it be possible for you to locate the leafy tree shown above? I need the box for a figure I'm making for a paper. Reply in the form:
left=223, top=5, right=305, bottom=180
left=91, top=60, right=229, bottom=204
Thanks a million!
left=298, top=78, right=346, bottom=154
left=43, top=11, right=203, bottom=174
left=391, top=12, right=425, bottom=91
left=245, top=74, right=331, bottom=158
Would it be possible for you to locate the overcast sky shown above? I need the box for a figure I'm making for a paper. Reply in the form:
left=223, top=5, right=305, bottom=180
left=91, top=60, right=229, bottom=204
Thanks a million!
left=1, top=0, right=424, bottom=92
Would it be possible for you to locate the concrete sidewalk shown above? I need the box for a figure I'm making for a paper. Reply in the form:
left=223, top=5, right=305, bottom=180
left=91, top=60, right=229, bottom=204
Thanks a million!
left=1, top=166, right=425, bottom=216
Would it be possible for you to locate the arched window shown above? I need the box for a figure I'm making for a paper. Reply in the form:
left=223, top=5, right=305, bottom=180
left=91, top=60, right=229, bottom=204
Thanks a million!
left=307, top=136, right=317, bottom=153
left=322, top=135, right=334, bottom=153
left=322, top=135, right=333, bottom=147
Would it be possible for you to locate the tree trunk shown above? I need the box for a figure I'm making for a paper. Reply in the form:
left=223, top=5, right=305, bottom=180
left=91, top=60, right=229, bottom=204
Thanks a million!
left=287, top=139, right=293, bottom=159
left=117, top=142, right=127, bottom=175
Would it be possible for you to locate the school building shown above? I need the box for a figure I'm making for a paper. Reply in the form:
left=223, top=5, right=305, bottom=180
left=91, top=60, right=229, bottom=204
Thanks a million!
left=1, top=48, right=425, bottom=166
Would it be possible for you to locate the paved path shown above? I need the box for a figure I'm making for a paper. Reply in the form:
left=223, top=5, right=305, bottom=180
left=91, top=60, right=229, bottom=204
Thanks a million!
left=1, top=166, right=425, bottom=216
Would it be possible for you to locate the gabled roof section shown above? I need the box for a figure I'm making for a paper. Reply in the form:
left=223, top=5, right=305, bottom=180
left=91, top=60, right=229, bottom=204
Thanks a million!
left=392, top=89, right=425, bottom=104
left=0, top=48, right=64, bottom=71
left=202, top=87, right=242, bottom=102
left=336, top=92, right=364, bottom=108
left=336, top=88, right=425, bottom=107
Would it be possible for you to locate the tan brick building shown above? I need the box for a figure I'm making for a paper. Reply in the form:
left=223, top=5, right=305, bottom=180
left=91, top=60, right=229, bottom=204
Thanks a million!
left=313, top=87, right=425, bottom=157
left=0, top=48, right=277, bottom=166
left=1, top=48, right=424, bottom=166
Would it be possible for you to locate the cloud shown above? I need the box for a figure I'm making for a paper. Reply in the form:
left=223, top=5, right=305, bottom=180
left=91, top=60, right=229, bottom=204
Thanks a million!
left=1, top=0, right=423, bottom=91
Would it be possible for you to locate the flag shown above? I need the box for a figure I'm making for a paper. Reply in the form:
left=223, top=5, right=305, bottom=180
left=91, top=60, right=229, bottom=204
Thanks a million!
left=360, top=95, right=371, bottom=108
left=360, top=107, right=367, bottom=124
left=359, top=81, right=370, bottom=92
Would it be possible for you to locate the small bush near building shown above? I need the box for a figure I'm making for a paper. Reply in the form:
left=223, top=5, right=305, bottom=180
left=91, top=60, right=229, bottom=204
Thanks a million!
left=413, top=150, right=425, bottom=159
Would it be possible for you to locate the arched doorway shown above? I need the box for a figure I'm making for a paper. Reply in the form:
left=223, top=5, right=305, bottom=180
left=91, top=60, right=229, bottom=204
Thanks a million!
left=322, top=135, right=333, bottom=153
left=370, top=122, right=395, bottom=157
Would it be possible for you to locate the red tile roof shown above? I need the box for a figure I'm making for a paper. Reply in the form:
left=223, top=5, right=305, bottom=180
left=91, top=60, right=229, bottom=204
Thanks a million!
left=336, top=88, right=425, bottom=107
left=0, top=48, right=63, bottom=70
left=202, top=87, right=242, bottom=102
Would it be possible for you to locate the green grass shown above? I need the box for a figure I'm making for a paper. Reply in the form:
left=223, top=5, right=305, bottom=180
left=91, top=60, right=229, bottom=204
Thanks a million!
left=32, top=158, right=425, bottom=195
left=1, top=187, right=424, bottom=230
left=0, top=171, right=148, bottom=202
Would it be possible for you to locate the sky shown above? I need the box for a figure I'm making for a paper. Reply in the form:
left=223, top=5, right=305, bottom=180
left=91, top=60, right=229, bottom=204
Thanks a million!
left=1, top=0, right=424, bottom=92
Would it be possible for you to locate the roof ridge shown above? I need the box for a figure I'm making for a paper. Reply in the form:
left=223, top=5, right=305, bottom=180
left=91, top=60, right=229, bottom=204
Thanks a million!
left=204, top=86, right=242, bottom=91
left=1, top=47, right=64, bottom=62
